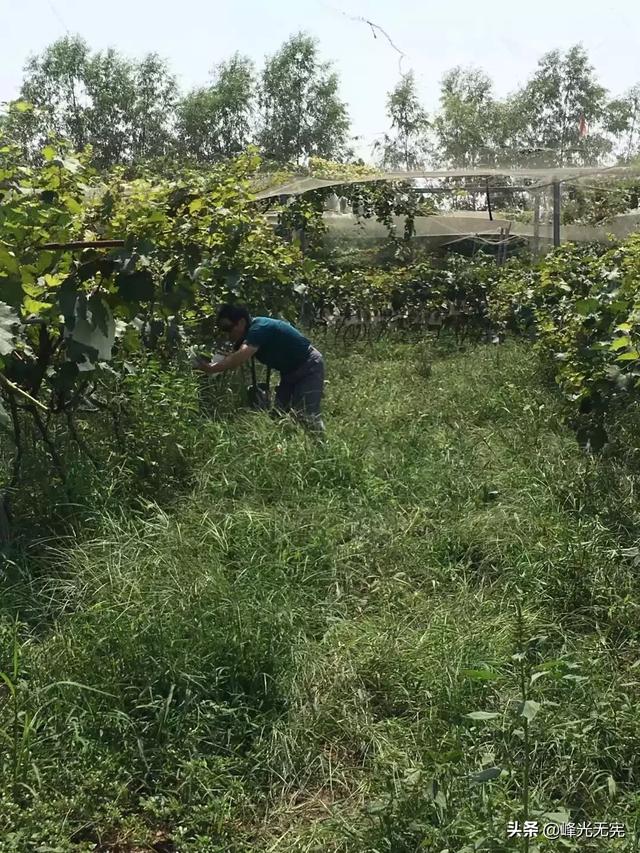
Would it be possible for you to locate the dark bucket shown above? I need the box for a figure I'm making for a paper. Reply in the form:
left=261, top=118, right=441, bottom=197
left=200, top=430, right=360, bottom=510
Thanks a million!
left=247, top=382, right=271, bottom=411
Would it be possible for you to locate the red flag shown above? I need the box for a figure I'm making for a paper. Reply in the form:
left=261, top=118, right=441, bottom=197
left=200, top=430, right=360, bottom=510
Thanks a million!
left=579, top=115, right=588, bottom=138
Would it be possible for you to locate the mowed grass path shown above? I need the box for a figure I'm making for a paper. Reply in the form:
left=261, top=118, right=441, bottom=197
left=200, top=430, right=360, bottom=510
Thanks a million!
left=1, top=338, right=639, bottom=852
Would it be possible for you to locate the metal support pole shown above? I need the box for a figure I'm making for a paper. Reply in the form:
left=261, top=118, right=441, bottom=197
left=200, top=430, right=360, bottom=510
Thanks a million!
left=552, top=180, right=561, bottom=247
left=532, top=191, right=541, bottom=260
left=297, top=219, right=310, bottom=328
left=503, top=222, right=512, bottom=265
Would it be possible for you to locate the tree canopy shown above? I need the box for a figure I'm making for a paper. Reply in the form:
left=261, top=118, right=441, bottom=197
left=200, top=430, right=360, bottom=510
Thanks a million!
left=257, top=33, right=351, bottom=166
left=2, top=34, right=639, bottom=174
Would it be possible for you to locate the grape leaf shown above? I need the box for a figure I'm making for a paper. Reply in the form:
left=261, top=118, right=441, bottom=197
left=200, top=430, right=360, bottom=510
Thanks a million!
left=117, top=270, right=154, bottom=302
left=520, top=700, right=541, bottom=721
left=470, top=767, right=502, bottom=783
left=0, top=399, right=11, bottom=430
left=0, top=302, right=19, bottom=356
left=466, top=711, right=500, bottom=720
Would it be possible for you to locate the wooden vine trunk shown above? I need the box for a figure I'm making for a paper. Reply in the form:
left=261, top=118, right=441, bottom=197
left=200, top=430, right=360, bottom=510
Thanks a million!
left=0, top=495, right=11, bottom=543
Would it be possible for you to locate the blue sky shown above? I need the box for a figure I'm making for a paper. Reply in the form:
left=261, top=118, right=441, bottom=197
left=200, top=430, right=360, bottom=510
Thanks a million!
left=1, top=0, right=638, bottom=159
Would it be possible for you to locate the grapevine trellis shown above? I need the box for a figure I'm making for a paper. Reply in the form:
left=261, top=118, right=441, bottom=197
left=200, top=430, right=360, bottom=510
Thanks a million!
left=2, top=140, right=640, bottom=538
left=303, top=301, right=493, bottom=349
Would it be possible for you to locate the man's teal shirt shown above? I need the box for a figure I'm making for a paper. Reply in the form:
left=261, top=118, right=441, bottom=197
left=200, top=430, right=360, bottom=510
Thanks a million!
left=245, top=317, right=311, bottom=375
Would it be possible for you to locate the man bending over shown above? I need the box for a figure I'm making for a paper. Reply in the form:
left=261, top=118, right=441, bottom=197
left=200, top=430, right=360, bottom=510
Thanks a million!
left=195, top=304, right=325, bottom=434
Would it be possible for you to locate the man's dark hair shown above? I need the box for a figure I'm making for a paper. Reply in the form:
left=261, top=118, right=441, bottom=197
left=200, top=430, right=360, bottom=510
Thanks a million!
left=217, top=304, right=252, bottom=326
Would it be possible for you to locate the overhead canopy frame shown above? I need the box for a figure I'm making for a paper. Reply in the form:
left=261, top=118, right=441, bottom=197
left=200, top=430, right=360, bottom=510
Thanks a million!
left=253, top=165, right=640, bottom=201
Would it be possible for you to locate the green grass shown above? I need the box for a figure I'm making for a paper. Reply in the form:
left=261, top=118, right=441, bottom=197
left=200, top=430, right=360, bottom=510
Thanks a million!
left=1, top=336, right=640, bottom=852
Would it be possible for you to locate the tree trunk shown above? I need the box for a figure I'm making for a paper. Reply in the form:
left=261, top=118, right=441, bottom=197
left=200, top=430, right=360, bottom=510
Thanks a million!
left=0, top=496, right=11, bottom=544
left=0, top=393, right=23, bottom=544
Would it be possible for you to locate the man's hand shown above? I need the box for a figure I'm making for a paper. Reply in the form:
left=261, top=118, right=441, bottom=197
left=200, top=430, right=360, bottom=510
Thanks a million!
left=192, top=356, right=215, bottom=373
left=193, top=357, right=224, bottom=375
left=206, top=358, right=226, bottom=374
left=193, top=344, right=258, bottom=374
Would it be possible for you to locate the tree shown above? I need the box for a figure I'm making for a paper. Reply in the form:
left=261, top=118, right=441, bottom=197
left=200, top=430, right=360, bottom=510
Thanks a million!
left=9, top=37, right=178, bottom=166
left=130, top=54, right=178, bottom=162
left=258, top=33, right=350, bottom=166
left=512, top=45, right=610, bottom=166
left=1, top=100, right=41, bottom=157
left=433, top=67, right=500, bottom=168
left=18, top=35, right=91, bottom=153
left=84, top=49, right=137, bottom=167
left=605, top=84, right=640, bottom=162
left=176, top=54, right=255, bottom=162
left=376, top=72, right=430, bottom=170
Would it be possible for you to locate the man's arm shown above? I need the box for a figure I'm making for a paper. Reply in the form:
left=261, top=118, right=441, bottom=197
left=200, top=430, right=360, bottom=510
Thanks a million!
left=197, top=343, right=258, bottom=374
